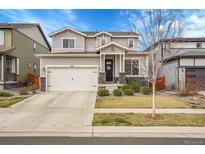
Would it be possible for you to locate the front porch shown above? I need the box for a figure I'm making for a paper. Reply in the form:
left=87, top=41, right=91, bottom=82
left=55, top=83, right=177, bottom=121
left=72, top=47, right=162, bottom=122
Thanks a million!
left=0, top=54, right=18, bottom=89
left=98, top=52, right=126, bottom=85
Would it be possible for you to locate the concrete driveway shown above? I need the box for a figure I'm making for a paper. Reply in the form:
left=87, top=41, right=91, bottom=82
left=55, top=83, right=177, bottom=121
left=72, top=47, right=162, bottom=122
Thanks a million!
left=0, top=92, right=96, bottom=135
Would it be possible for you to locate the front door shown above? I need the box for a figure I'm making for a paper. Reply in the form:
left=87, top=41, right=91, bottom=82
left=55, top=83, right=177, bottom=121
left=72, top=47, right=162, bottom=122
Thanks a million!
left=105, top=60, right=113, bottom=82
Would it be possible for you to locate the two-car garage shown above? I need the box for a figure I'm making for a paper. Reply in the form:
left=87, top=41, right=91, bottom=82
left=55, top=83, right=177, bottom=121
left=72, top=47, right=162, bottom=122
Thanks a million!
left=46, top=66, right=98, bottom=92
left=39, top=55, right=99, bottom=92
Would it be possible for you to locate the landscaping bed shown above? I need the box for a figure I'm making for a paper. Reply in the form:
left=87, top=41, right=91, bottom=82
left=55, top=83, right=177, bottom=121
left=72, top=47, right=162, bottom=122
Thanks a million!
left=93, top=113, right=205, bottom=126
left=0, top=97, right=28, bottom=108
left=96, top=95, right=202, bottom=109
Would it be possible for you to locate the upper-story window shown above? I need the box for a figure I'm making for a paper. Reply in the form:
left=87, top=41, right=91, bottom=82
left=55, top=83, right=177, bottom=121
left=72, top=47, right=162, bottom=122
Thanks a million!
left=196, top=42, right=202, bottom=48
left=0, top=31, right=5, bottom=46
left=128, top=39, right=134, bottom=48
left=62, top=38, right=75, bottom=48
left=100, top=38, right=110, bottom=46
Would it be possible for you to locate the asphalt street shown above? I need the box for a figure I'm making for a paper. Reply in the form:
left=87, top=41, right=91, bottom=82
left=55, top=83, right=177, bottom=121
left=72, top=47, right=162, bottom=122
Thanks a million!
left=0, top=137, right=204, bottom=145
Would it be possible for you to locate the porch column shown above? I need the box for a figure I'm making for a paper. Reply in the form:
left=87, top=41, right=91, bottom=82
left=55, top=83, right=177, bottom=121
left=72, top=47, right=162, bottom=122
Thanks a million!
left=120, top=54, right=122, bottom=72
left=123, top=53, right=125, bottom=72
left=1, top=55, right=4, bottom=81
left=100, top=53, right=102, bottom=72
left=103, top=54, right=105, bottom=72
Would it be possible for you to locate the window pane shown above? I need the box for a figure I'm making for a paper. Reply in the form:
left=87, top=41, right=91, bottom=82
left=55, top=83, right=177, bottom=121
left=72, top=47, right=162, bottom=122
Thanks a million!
left=125, top=59, right=131, bottom=75
left=132, top=59, right=139, bottom=75
left=129, top=40, right=134, bottom=48
left=63, top=39, right=68, bottom=48
left=68, top=39, right=74, bottom=48
left=0, top=31, right=4, bottom=45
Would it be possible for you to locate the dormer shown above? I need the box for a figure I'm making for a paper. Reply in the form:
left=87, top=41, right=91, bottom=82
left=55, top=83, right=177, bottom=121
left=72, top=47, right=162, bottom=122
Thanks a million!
left=95, top=31, right=112, bottom=47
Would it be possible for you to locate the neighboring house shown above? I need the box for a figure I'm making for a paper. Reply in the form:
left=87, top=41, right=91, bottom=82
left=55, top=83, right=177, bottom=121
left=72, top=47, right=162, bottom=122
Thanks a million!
left=0, top=23, right=51, bottom=89
left=148, top=38, right=205, bottom=91
left=37, top=27, right=149, bottom=92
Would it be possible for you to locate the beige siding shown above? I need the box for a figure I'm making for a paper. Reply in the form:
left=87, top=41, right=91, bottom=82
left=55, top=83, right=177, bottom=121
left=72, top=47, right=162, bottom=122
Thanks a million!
left=180, top=58, right=194, bottom=66
left=0, top=29, right=12, bottom=48
left=195, top=58, right=205, bottom=66
left=112, top=38, right=138, bottom=49
left=52, top=30, right=85, bottom=52
left=16, top=26, right=48, bottom=48
left=41, top=57, right=99, bottom=77
left=11, top=29, right=50, bottom=82
left=85, top=37, right=96, bottom=51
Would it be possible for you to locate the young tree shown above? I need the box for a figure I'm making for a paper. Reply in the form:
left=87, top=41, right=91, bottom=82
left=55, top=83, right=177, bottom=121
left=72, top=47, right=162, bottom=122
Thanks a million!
left=133, top=10, right=184, bottom=118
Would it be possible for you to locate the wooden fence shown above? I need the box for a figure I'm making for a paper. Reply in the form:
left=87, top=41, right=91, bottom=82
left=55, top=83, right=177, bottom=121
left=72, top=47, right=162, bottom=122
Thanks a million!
left=28, top=73, right=40, bottom=89
left=149, top=76, right=165, bottom=90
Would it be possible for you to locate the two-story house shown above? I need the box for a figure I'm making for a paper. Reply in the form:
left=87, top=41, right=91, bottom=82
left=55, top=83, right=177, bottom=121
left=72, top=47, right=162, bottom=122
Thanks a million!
left=37, top=27, right=149, bottom=92
left=148, top=38, right=205, bottom=91
left=0, top=23, right=51, bottom=89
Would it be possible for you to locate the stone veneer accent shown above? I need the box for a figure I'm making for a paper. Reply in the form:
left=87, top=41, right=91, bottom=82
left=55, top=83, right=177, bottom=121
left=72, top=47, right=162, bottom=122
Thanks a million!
left=98, top=72, right=106, bottom=84
left=119, top=72, right=126, bottom=84
left=40, top=77, right=46, bottom=91
left=126, top=77, right=148, bottom=86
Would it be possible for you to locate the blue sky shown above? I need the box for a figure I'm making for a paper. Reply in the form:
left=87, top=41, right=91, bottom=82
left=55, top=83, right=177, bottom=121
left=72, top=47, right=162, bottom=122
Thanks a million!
left=1, top=9, right=205, bottom=38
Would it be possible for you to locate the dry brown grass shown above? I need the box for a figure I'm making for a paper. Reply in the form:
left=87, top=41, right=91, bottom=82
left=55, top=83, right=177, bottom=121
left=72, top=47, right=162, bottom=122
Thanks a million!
left=96, top=95, right=197, bottom=109
left=93, top=113, right=205, bottom=126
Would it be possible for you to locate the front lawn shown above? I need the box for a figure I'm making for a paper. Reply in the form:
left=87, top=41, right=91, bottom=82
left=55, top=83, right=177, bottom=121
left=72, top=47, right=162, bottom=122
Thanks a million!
left=0, top=97, right=28, bottom=108
left=96, top=95, right=200, bottom=109
left=93, top=113, right=205, bottom=126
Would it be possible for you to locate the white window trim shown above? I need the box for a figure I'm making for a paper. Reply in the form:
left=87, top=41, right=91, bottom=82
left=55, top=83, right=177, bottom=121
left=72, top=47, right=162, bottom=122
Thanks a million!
left=61, top=37, right=76, bottom=49
left=196, top=42, right=202, bottom=48
left=128, top=39, right=135, bottom=49
left=125, top=58, right=141, bottom=77
left=0, top=30, right=5, bottom=46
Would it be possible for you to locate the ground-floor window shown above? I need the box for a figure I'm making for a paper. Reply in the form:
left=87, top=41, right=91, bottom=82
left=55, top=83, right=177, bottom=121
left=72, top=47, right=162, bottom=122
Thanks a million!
left=125, top=59, right=140, bottom=76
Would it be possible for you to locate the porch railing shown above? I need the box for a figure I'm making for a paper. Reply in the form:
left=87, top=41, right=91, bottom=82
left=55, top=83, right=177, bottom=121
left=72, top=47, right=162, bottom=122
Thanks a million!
left=6, top=73, right=17, bottom=81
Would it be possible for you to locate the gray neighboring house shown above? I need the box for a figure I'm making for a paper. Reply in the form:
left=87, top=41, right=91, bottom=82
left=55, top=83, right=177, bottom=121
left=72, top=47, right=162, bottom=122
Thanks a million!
left=149, top=38, right=205, bottom=91
left=0, top=23, right=51, bottom=89
left=37, top=27, right=149, bottom=92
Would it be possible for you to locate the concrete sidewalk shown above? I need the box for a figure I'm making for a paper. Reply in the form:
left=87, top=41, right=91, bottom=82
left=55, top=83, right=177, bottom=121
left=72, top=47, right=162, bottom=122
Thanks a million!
left=0, top=126, right=205, bottom=138
left=94, top=108, right=205, bottom=114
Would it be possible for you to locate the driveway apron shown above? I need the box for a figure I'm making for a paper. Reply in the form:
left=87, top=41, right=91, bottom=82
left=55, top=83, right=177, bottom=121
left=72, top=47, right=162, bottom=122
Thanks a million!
left=0, top=92, right=96, bottom=134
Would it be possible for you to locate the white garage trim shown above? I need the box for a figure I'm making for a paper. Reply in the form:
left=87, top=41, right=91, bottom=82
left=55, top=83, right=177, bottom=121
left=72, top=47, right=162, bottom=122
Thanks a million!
left=45, top=65, right=98, bottom=92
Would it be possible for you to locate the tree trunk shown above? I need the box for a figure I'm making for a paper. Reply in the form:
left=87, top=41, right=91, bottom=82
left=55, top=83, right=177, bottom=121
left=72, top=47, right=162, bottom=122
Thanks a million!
left=152, top=80, right=156, bottom=118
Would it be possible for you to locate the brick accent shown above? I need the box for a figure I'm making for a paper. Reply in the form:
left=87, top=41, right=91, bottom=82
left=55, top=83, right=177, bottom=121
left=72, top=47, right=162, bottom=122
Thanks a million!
left=98, top=72, right=106, bottom=84
left=40, top=77, right=46, bottom=91
left=119, top=72, right=126, bottom=84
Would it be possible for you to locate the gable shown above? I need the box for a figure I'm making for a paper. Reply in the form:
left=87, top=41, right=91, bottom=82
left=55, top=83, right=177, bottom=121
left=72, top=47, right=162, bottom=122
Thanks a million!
left=16, top=26, right=49, bottom=49
left=101, top=45, right=125, bottom=54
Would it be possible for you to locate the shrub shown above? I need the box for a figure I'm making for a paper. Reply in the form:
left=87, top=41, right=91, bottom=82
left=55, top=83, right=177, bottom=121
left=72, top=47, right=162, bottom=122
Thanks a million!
left=120, top=85, right=130, bottom=93
left=129, top=81, right=140, bottom=92
left=113, top=89, right=123, bottom=96
left=141, top=86, right=151, bottom=95
left=0, top=91, right=14, bottom=97
left=123, top=89, right=134, bottom=96
left=19, top=87, right=29, bottom=95
left=97, top=89, right=109, bottom=97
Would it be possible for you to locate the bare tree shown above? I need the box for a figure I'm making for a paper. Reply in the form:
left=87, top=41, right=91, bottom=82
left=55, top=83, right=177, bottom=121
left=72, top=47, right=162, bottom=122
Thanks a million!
left=132, top=10, right=184, bottom=118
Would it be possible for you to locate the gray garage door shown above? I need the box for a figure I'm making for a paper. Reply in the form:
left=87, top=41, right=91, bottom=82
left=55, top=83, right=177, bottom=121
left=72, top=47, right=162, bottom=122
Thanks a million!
left=186, top=68, right=205, bottom=90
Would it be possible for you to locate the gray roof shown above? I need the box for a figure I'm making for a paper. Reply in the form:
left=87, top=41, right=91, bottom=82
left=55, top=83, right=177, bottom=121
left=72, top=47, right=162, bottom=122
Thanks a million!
left=178, top=51, right=205, bottom=57
left=83, top=31, right=139, bottom=36
left=163, top=37, right=205, bottom=42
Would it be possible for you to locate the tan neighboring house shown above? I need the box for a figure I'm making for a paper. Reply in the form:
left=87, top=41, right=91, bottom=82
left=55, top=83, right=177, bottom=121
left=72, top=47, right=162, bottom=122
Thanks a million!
left=0, top=23, right=51, bottom=89
left=37, top=27, right=148, bottom=92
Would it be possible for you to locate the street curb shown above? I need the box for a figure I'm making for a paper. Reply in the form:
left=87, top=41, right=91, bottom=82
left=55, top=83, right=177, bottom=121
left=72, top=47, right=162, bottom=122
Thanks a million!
left=0, top=126, right=205, bottom=138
